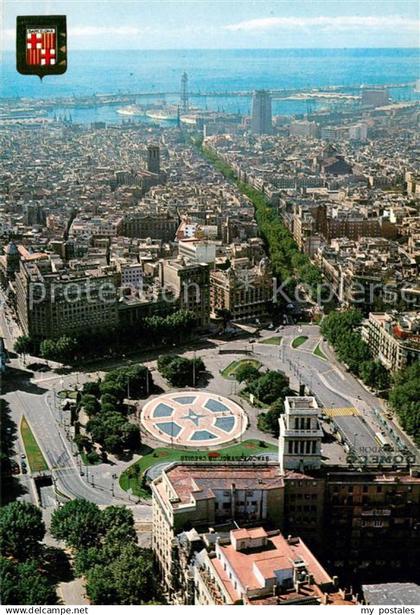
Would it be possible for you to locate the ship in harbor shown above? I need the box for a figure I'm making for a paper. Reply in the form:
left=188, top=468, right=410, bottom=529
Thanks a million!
left=116, top=105, right=144, bottom=117
left=116, top=103, right=179, bottom=122
left=145, top=106, right=178, bottom=122
left=116, top=73, right=206, bottom=123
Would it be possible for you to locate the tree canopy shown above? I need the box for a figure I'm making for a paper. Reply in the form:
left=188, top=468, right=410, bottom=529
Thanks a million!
left=157, top=354, right=205, bottom=387
left=0, top=501, right=45, bottom=560
left=201, top=145, right=324, bottom=298
left=53, top=500, right=162, bottom=605
left=389, top=363, right=420, bottom=446
left=247, top=370, right=291, bottom=405
left=321, top=309, right=390, bottom=386
left=40, top=335, right=78, bottom=363
left=0, top=558, right=57, bottom=605
left=235, top=363, right=261, bottom=384
left=50, top=499, right=103, bottom=550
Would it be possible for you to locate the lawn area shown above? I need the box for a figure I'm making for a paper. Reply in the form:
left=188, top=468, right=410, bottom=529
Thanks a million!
left=258, top=336, right=282, bottom=346
left=58, top=389, right=78, bottom=399
left=119, top=439, right=277, bottom=498
left=221, top=358, right=261, bottom=379
left=313, top=343, right=327, bottom=360
left=291, top=335, right=308, bottom=349
left=20, top=417, right=48, bottom=473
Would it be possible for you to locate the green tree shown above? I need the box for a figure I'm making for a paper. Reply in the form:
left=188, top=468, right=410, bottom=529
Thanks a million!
left=257, top=398, right=286, bottom=437
left=389, top=364, right=420, bottom=445
left=0, top=558, right=57, bottom=605
left=40, top=336, right=77, bottom=362
left=102, top=506, right=136, bottom=541
left=85, top=563, right=118, bottom=604
left=73, top=546, right=104, bottom=577
left=0, top=501, right=45, bottom=560
left=82, top=381, right=101, bottom=397
left=101, top=364, right=151, bottom=399
left=80, top=393, right=100, bottom=417
left=248, top=370, right=291, bottom=405
left=360, top=361, right=390, bottom=390
left=320, top=310, right=390, bottom=383
left=235, top=363, right=260, bottom=384
left=85, top=544, right=160, bottom=605
left=157, top=355, right=205, bottom=387
left=0, top=400, right=17, bottom=499
left=39, top=339, right=57, bottom=360
left=14, top=335, right=33, bottom=355
left=50, top=499, right=103, bottom=549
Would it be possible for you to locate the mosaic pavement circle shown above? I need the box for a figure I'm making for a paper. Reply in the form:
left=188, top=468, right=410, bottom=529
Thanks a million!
left=140, top=391, right=247, bottom=447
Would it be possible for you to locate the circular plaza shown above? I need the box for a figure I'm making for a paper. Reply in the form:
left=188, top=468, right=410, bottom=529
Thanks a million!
left=140, top=391, right=247, bottom=447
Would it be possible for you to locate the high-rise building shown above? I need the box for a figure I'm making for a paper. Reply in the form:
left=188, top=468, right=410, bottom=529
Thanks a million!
left=251, top=90, right=272, bottom=135
left=180, top=72, right=189, bottom=113
left=160, top=258, right=210, bottom=328
left=147, top=144, right=160, bottom=174
left=360, top=87, right=389, bottom=108
left=210, top=259, right=273, bottom=322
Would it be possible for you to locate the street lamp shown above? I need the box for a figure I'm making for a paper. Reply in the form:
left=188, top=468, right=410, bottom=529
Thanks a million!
left=192, top=351, right=196, bottom=387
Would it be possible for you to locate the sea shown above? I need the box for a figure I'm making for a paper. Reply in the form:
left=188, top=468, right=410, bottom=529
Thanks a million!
left=1, top=48, right=419, bottom=123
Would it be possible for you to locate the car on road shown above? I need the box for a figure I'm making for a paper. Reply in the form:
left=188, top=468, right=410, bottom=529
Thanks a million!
left=20, top=453, right=26, bottom=459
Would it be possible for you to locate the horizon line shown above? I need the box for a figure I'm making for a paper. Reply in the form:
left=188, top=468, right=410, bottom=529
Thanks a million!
left=3, top=46, right=420, bottom=52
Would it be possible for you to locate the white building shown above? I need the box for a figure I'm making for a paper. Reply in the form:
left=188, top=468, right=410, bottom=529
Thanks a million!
left=289, top=120, right=318, bottom=138
left=179, top=240, right=217, bottom=264
left=279, top=397, right=323, bottom=473
left=349, top=123, right=368, bottom=142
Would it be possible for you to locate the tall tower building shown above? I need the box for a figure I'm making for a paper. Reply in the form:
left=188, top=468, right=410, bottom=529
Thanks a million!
left=180, top=72, right=189, bottom=113
left=251, top=89, right=272, bottom=135
left=147, top=144, right=160, bottom=175
left=279, top=396, right=323, bottom=473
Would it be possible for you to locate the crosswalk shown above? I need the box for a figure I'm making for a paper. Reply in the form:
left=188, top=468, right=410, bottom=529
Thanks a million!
left=323, top=406, right=360, bottom=417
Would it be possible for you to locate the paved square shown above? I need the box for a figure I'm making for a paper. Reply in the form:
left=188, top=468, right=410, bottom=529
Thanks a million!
left=141, top=391, right=247, bottom=447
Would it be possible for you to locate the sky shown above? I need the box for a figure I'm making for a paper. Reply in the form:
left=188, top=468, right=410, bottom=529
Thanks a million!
left=2, top=0, right=419, bottom=49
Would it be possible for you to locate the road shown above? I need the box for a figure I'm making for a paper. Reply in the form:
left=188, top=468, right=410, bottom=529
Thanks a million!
left=3, top=384, right=151, bottom=517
